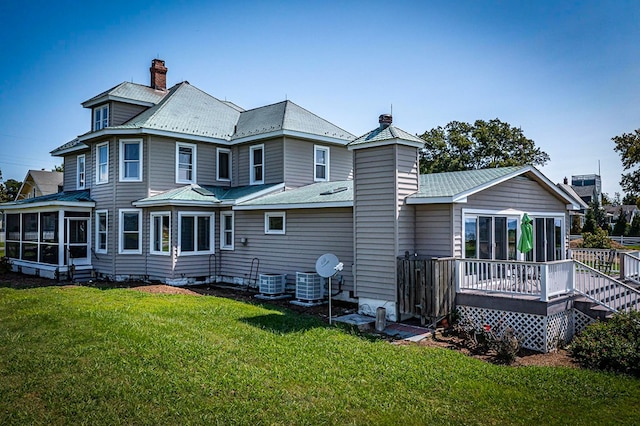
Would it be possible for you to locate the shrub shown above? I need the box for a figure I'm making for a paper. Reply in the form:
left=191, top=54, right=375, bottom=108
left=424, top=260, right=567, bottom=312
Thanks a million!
left=581, top=227, right=612, bottom=249
left=0, top=257, right=11, bottom=274
left=455, top=317, right=521, bottom=364
left=569, top=311, right=640, bottom=377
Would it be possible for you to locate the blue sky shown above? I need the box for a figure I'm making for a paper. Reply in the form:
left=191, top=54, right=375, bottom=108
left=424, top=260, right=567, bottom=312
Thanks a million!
left=0, top=0, right=638, bottom=197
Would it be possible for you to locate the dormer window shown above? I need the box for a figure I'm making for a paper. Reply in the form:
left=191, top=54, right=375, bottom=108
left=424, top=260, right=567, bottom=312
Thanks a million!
left=93, top=105, right=109, bottom=131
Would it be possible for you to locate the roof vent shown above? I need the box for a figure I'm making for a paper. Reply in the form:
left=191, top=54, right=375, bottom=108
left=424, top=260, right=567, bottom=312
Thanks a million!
left=379, top=114, right=392, bottom=129
left=320, top=187, right=348, bottom=195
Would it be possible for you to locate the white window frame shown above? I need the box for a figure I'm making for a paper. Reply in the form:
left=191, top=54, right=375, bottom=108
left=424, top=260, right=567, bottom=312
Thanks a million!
left=265, top=212, right=286, bottom=235
left=150, top=211, right=171, bottom=255
left=93, top=105, right=109, bottom=131
left=178, top=212, right=215, bottom=256
left=217, top=147, right=232, bottom=181
left=176, top=142, right=197, bottom=184
left=119, top=209, right=142, bottom=254
left=119, top=139, right=143, bottom=182
left=314, top=145, right=330, bottom=182
left=96, top=142, right=109, bottom=184
left=95, top=210, right=108, bottom=254
left=220, top=211, right=234, bottom=250
left=249, top=144, right=264, bottom=185
left=76, top=154, right=86, bottom=190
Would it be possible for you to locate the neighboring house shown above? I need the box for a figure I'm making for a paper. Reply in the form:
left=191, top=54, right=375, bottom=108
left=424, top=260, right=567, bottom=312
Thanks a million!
left=558, top=179, right=589, bottom=230
left=571, top=174, right=601, bottom=205
left=0, top=59, right=582, bottom=327
left=15, top=170, right=63, bottom=200
left=604, top=204, right=639, bottom=225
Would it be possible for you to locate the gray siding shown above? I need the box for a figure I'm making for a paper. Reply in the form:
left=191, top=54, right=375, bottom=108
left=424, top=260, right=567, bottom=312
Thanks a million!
left=415, top=204, right=453, bottom=257
left=396, top=146, right=418, bottom=255
left=283, top=137, right=352, bottom=188
left=452, top=175, right=568, bottom=256
left=353, top=145, right=397, bottom=301
left=147, top=136, right=176, bottom=192
left=237, top=139, right=284, bottom=186
left=111, top=102, right=147, bottom=126
left=220, top=208, right=353, bottom=292
left=63, top=155, right=76, bottom=191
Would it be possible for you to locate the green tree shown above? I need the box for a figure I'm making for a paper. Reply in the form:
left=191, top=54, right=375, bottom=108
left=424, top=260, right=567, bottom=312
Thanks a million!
left=623, top=193, right=638, bottom=206
left=582, top=198, right=608, bottom=234
left=630, top=215, right=640, bottom=236
left=612, top=207, right=628, bottom=236
left=419, top=118, right=550, bottom=173
left=570, top=215, right=582, bottom=235
left=613, top=128, right=640, bottom=194
left=53, top=164, right=64, bottom=172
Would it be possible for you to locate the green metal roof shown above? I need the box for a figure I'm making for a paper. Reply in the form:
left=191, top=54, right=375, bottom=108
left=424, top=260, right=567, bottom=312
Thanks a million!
left=0, top=190, right=94, bottom=210
left=82, top=81, right=168, bottom=107
left=232, top=100, right=355, bottom=142
left=413, top=166, right=523, bottom=198
left=236, top=180, right=353, bottom=209
left=133, top=183, right=282, bottom=207
left=109, top=82, right=241, bottom=140
left=349, top=124, right=424, bottom=148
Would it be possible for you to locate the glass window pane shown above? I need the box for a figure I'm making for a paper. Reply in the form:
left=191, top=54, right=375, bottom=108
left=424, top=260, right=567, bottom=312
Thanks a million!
left=40, top=245, right=58, bottom=265
left=181, top=217, right=194, bottom=252
left=219, top=151, right=229, bottom=179
left=22, top=243, right=38, bottom=261
left=123, top=213, right=138, bottom=232
left=494, top=217, right=507, bottom=260
left=123, top=234, right=138, bottom=250
left=464, top=217, right=477, bottom=259
left=507, top=218, right=518, bottom=260
left=478, top=216, right=492, bottom=260
left=7, top=214, right=20, bottom=240
left=22, top=213, right=38, bottom=241
left=535, top=217, right=545, bottom=262
left=41, top=212, right=58, bottom=243
left=198, top=216, right=210, bottom=251
left=269, top=216, right=283, bottom=231
left=6, top=242, right=19, bottom=258
left=125, top=143, right=139, bottom=160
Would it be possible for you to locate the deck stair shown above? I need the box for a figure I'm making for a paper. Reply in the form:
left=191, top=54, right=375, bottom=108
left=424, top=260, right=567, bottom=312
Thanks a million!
left=573, top=261, right=640, bottom=317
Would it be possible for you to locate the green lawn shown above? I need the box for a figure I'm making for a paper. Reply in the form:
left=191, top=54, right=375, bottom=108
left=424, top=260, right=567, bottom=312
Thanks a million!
left=0, top=241, right=4, bottom=258
left=1, top=286, right=639, bottom=425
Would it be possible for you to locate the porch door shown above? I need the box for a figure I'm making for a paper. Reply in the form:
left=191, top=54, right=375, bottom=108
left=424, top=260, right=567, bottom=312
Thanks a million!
left=474, top=216, right=517, bottom=260
left=66, top=218, right=90, bottom=265
left=534, top=217, right=563, bottom=262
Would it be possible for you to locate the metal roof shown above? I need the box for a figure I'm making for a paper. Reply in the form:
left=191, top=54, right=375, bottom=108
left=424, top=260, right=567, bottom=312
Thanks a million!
left=0, top=190, right=94, bottom=210
left=414, top=167, right=523, bottom=198
left=232, top=100, right=355, bottom=143
left=235, top=180, right=353, bottom=210
left=349, top=124, right=424, bottom=148
left=82, top=81, right=167, bottom=107
left=50, top=138, right=88, bottom=156
left=133, top=183, right=283, bottom=207
left=109, top=82, right=241, bottom=140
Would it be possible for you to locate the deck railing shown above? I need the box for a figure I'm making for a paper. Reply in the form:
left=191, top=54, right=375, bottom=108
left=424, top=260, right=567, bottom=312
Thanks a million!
left=456, top=259, right=574, bottom=302
left=569, top=248, right=621, bottom=276
left=574, top=260, right=640, bottom=312
left=621, top=252, right=640, bottom=285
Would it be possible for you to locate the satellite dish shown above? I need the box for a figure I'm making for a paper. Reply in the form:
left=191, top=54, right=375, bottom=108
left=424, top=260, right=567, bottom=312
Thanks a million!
left=316, top=253, right=340, bottom=278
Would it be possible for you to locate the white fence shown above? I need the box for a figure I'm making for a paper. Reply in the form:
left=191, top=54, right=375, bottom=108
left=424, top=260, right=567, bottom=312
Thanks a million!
left=570, top=234, right=640, bottom=247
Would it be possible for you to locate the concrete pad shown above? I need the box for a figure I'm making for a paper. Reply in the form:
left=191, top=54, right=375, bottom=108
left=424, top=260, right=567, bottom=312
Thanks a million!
left=333, top=313, right=375, bottom=331
left=383, top=323, right=433, bottom=342
left=255, top=294, right=291, bottom=301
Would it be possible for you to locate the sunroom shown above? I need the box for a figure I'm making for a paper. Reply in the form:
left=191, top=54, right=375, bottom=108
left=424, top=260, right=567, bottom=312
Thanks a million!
left=1, top=190, right=94, bottom=279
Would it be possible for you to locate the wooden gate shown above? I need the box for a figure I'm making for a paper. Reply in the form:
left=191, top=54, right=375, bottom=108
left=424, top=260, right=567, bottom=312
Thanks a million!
left=397, top=257, right=456, bottom=326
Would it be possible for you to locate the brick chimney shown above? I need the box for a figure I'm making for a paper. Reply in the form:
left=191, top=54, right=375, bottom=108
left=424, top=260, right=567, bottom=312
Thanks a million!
left=150, top=59, right=168, bottom=91
left=379, top=114, right=392, bottom=129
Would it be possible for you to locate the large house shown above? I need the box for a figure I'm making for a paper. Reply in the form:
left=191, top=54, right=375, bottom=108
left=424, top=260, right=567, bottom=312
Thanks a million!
left=1, top=60, right=586, bottom=334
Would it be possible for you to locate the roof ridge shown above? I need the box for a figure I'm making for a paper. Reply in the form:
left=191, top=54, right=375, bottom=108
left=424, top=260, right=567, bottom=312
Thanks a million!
left=284, top=100, right=354, bottom=137
left=127, top=82, right=186, bottom=126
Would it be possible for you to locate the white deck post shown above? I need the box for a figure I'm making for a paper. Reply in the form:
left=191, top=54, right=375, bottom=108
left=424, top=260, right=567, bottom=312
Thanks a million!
left=540, top=263, right=548, bottom=302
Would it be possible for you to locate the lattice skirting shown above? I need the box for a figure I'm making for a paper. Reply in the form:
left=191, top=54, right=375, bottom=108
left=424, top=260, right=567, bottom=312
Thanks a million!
left=457, top=305, right=595, bottom=353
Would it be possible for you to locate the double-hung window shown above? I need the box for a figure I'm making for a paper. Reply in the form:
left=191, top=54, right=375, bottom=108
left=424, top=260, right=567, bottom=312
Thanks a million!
left=179, top=212, right=214, bottom=255
left=119, top=209, right=142, bottom=254
left=265, top=212, right=285, bottom=235
left=176, top=142, right=196, bottom=184
left=96, top=142, right=109, bottom=184
left=151, top=212, right=171, bottom=255
left=95, top=210, right=108, bottom=254
left=217, top=147, right=231, bottom=181
left=250, top=144, right=264, bottom=185
left=314, top=146, right=330, bottom=181
left=77, top=154, right=86, bottom=189
left=119, top=139, right=142, bottom=182
left=93, top=105, right=109, bottom=131
left=220, top=211, right=234, bottom=250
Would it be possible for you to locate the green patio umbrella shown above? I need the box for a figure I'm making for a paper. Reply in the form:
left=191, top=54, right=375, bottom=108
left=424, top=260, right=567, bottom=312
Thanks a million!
left=518, top=213, right=533, bottom=253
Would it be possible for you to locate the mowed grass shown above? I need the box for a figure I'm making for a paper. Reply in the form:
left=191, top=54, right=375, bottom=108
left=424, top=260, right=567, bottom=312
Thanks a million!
left=1, top=286, right=639, bottom=425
